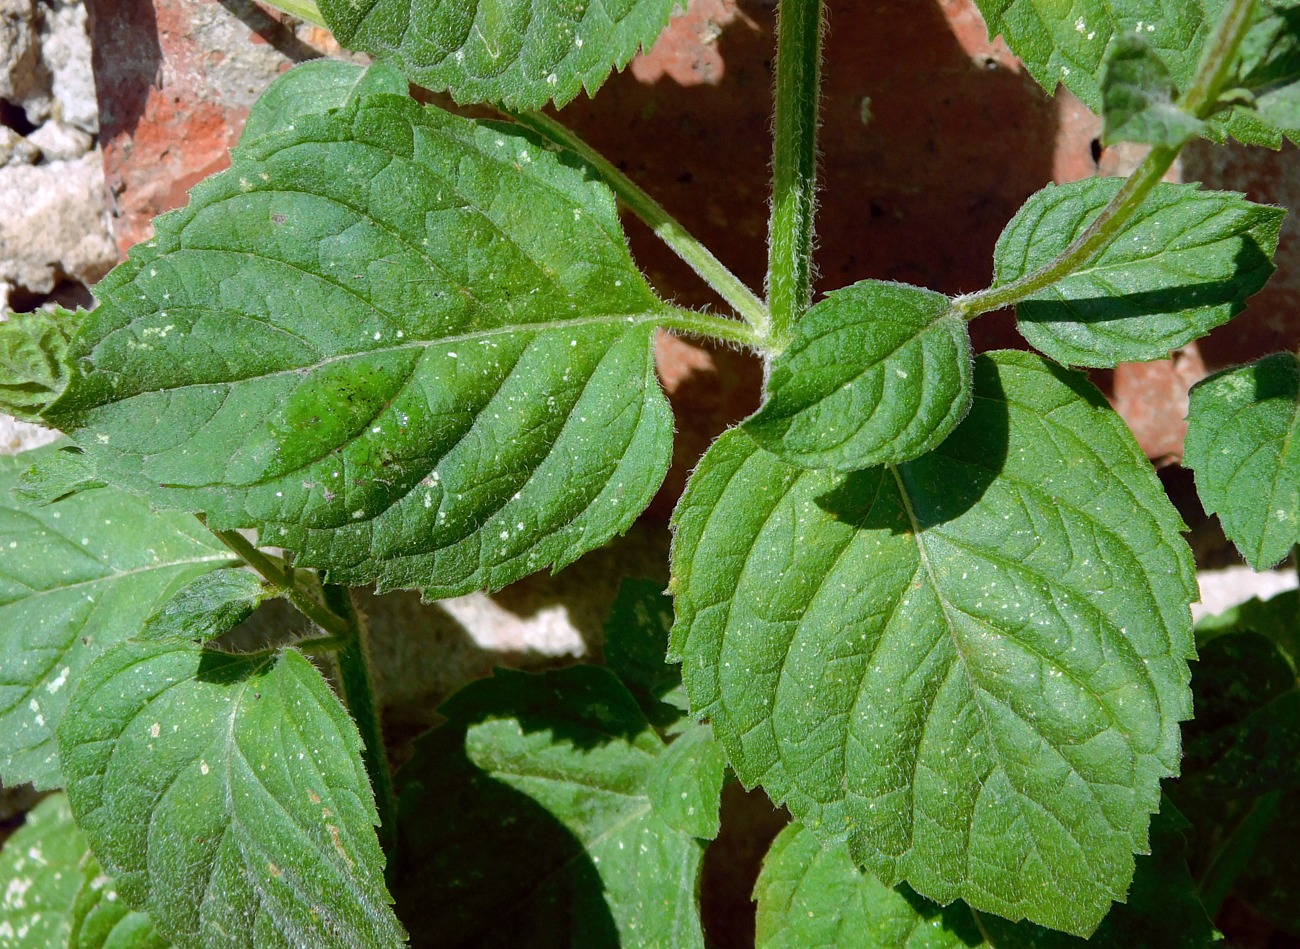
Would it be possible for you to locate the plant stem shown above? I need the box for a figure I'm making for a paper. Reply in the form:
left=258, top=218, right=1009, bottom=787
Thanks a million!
left=321, top=582, right=399, bottom=859
left=1198, top=789, right=1282, bottom=918
left=258, top=0, right=325, bottom=27
left=956, top=0, right=1258, bottom=320
left=508, top=110, right=772, bottom=339
left=766, top=0, right=824, bottom=350
left=200, top=519, right=352, bottom=639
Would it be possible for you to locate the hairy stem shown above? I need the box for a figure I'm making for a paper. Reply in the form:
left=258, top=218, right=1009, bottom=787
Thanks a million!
left=766, top=0, right=824, bottom=350
left=200, top=519, right=352, bottom=639
left=1198, top=789, right=1282, bottom=918
left=660, top=306, right=764, bottom=349
left=321, top=582, right=399, bottom=859
left=956, top=0, right=1259, bottom=319
left=509, top=110, right=772, bottom=338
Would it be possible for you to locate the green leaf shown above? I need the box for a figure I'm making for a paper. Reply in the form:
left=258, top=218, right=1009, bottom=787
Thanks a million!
left=996, top=178, right=1282, bottom=367
left=137, top=568, right=271, bottom=643
left=0, top=794, right=91, bottom=948
left=316, top=0, right=681, bottom=110
left=1195, top=587, right=1300, bottom=660
left=0, top=306, right=79, bottom=422
left=1205, top=0, right=1300, bottom=147
left=11, top=446, right=104, bottom=507
left=1102, top=33, right=1207, bottom=146
left=744, top=281, right=972, bottom=471
left=48, top=89, right=673, bottom=598
left=239, top=61, right=409, bottom=147
left=57, top=640, right=404, bottom=949
left=70, top=853, right=172, bottom=949
left=602, top=576, right=686, bottom=724
left=647, top=722, right=726, bottom=839
left=971, top=0, right=1221, bottom=109
left=755, top=807, right=1217, bottom=949
left=1230, top=788, right=1300, bottom=936
left=670, top=350, right=1196, bottom=936
left=393, top=666, right=706, bottom=947
left=0, top=446, right=235, bottom=789
left=1184, top=353, right=1300, bottom=570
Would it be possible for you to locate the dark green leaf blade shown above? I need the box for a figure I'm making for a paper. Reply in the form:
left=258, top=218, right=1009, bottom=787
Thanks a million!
left=0, top=306, right=79, bottom=422
left=0, top=446, right=235, bottom=789
left=745, top=281, right=972, bottom=471
left=316, top=0, right=681, bottom=110
left=239, top=61, right=409, bottom=147
left=1185, top=353, right=1300, bottom=569
left=996, top=178, right=1282, bottom=367
left=393, top=666, right=706, bottom=947
left=137, top=568, right=270, bottom=643
left=971, top=1, right=1220, bottom=109
left=670, top=351, right=1196, bottom=936
left=647, top=722, right=726, bottom=839
left=602, top=576, right=686, bottom=724
left=57, top=640, right=404, bottom=949
left=1102, top=33, right=1206, bottom=146
left=48, top=91, right=673, bottom=598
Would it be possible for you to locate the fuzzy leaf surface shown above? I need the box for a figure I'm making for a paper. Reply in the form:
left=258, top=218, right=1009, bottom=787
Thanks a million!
left=0, top=447, right=234, bottom=789
left=0, top=306, right=79, bottom=422
left=12, top=446, right=104, bottom=507
left=996, top=178, right=1282, bottom=367
left=393, top=666, right=706, bottom=947
left=971, top=0, right=1221, bottom=108
left=670, top=351, right=1196, bottom=936
left=57, top=641, right=404, bottom=949
left=47, top=91, right=673, bottom=597
left=317, top=0, right=680, bottom=109
left=1102, top=33, right=1206, bottom=146
left=70, top=853, right=172, bottom=949
left=745, top=281, right=971, bottom=471
left=647, top=722, right=726, bottom=839
left=239, top=61, right=408, bottom=147
left=137, top=568, right=271, bottom=643
left=1185, top=353, right=1300, bottom=569
left=0, top=794, right=90, bottom=948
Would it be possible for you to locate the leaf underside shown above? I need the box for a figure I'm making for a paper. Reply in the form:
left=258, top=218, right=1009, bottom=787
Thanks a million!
left=0, top=446, right=235, bottom=789
left=48, top=84, right=673, bottom=598
left=1185, top=341, right=1300, bottom=571
left=393, top=666, right=706, bottom=947
left=670, top=350, right=1196, bottom=936
left=57, top=641, right=405, bottom=949
left=996, top=178, right=1282, bottom=367
left=317, top=0, right=682, bottom=109
left=745, top=281, right=972, bottom=471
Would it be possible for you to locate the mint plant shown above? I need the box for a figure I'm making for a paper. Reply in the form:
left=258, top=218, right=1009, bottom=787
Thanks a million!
left=2, top=0, right=1300, bottom=944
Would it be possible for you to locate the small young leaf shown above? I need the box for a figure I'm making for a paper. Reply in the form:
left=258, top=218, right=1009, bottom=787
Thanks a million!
left=0, top=446, right=235, bottom=789
left=647, top=722, right=726, bottom=839
left=1206, top=0, right=1300, bottom=147
left=0, top=794, right=92, bottom=948
left=137, top=568, right=271, bottom=643
left=316, top=0, right=681, bottom=110
left=745, top=281, right=972, bottom=471
left=602, top=576, right=686, bottom=724
left=971, top=1, right=1218, bottom=109
left=670, top=351, right=1196, bottom=936
left=239, top=61, right=409, bottom=147
left=70, top=853, right=172, bottom=949
left=393, top=666, right=707, bottom=947
left=48, top=91, right=673, bottom=598
left=996, top=178, right=1282, bottom=367
left=57, top=640, right=405, bottom=949
left=0, top=306, right=79, bottom=422
left=1102, top=33, right=1206, bottom=147
left=11, top=445, right=103, bottom=506
left=1185, top=353, right=1300, bottom=570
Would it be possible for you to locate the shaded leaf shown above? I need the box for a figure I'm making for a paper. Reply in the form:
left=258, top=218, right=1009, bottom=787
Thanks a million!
left=1230, top=789, right=1300, bottom=936
left=1102, top=33, right=1206, bottom=146
left=0, top=446, right=234, bottom=789
left=996, top=178, right=1282, bottom=367
left=1206, top=0, right=1300, bottom=147
left=1194, top=587, right=1300, bottom=660
left=647, top=722, right=726, bottom=839
left=0, top=307, right=79, bottom=422
left=48, top=89, right=673, bottom=598
left=393, top=666, right=706, bottom=948
left=11, top=446, right=104, bottom=507
left=670, top=351, right=1196, bottom=936
left=317, top=0, right=681, bottom=110
left=137, top=568, right=271, bottom=643
left=745, top=281, right=972, bottom=471
left=602, top=576, right=685, bottom=725
left=239, top=61, right=409, bottom=147
left=1185, top=353, right=1300, bottom=569
left=971, top=0, right=1221, bottom=109
left=57, top=640, right=404, bottom=949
